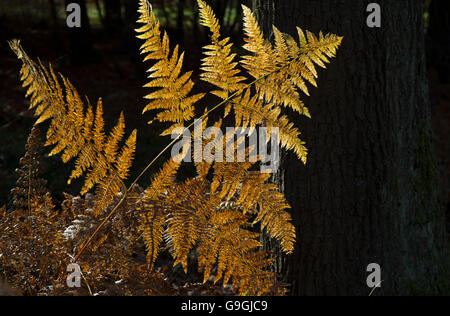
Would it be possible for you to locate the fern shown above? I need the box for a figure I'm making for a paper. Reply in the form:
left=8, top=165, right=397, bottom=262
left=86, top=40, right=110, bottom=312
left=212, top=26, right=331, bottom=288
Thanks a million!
left=5, top=0, right=342, bottom=296
left=136, top=1, right=205, bottom=135
left=198, top=0, right=247, bottom=102
left=138, top=158, right=180, bottom=270
left=132, top=0, right=342, bottom=295
left=11, top=126, right=49, bottom=213
left=8, top=40, right=137, bottom=215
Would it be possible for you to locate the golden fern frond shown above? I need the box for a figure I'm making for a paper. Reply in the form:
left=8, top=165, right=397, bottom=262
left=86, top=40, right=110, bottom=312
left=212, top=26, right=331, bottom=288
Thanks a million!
left=9, top=40, right=137, bottom=215
left=138, top=158, right=181, bottom=270
left=255, top=183, right=295, bottom=254
left=210, top=159, right=253, bottom=201
left=164, top=177, right=214, bottom=272
left=240, top=5, right=277, bottom=78
left=196, top=136, right=296, bottom=259
left=139, top=206, right=166, bottom=271
left=159, top=176, right=277, bottom=295
left=241, top=5, right=342, bottom=117
left=68, top=99, right=108, bottom=187
left=104, top=111, right=126, bottom=163
left=210, top=160, right=295, bottom=255
left=198, top=0, right=246, bottom=102
left=214, top=226, right=261, bottom=285
left=241, top=18, right=307, bottom=116
left=279, top=27, right=342, bottom=95
left=82, top=112, right=133, bottom=215
left=199, top=126, right=257, bottom=200
left=136, top=0, right=205, bottom=135
left=234, top=171, right=295, bottom=254
left=116, top=130, right=138, bottom=180
left=233, top=88, right=308, bottom=163
left=196, top=208, right=246, bottom=283
left=196, top=205, right=276, bottom=295
left=229, top=251, right=278, bottom=296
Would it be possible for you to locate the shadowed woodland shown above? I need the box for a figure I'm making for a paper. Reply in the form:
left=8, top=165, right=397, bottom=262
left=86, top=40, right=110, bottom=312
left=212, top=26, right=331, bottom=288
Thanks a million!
left=0, top=0, right=449, bottom=296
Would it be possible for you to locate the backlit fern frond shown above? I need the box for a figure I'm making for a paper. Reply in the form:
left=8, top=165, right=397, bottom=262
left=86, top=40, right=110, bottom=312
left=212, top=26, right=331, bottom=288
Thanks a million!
left=233, top=88, right=308, bottom=163
left=209, top=147, right=295, bottom=254
left=130, top=1, right=342, bottom=295
left=138, top=158, right=181, bottom=270
left=194, top=5, right=341, bottom=164
left=241, top=5, right=277, bottom=80
left=157, top=174, right=278, bottom=295
left=240, top=12, right=308, bottom=116
left=241, top=5, right=342, bottom=118
left=136, top=0, right=205, bottom=135
left=196, top=204, right=276, bottom=296
left=209, top=151, right=254, bottom=201
left=198, top=0, right=246, bottom=104
left=9, top=40, right=137, bottom=215
left=241, top=5, right=342, bottom=121
left=164, top=177, right=214, bottom=272
left=236, top=171, right=295, bottom=254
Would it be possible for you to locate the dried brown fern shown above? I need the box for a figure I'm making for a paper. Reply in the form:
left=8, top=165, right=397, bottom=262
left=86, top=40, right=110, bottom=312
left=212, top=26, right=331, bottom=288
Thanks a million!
left=11, top=126, right=49, bottom=213
left=0, top=126, right=68, bottom=295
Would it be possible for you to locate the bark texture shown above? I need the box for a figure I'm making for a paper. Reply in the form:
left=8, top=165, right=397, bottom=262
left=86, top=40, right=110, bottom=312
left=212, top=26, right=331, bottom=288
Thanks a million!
left=253, top=0, right=448, bottom=295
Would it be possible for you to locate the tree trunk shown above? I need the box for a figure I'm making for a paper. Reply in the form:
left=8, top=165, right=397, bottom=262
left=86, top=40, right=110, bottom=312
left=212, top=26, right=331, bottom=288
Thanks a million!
left=254, top=0, right=448, bottom=295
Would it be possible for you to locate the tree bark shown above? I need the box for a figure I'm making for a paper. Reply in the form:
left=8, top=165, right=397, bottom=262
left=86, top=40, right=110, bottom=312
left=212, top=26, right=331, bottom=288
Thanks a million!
left=254, top=0, right=448, bottom=295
